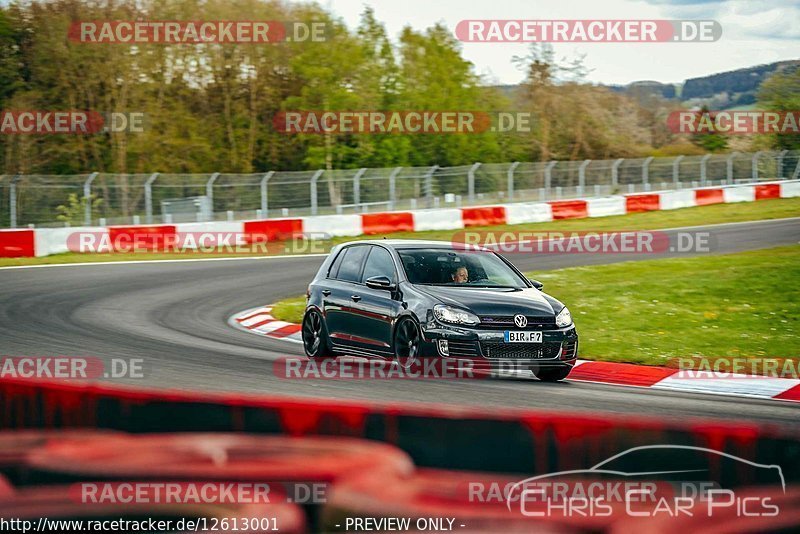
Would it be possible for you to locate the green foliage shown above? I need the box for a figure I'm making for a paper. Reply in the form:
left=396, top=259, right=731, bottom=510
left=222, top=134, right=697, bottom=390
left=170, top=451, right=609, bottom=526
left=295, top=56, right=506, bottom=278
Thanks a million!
left=689, top=106, right=729, bottom=153
left=0, top=0, right=788, bottom=180
left=757, top=67, right=800, bottom=150
left=55, top=193, right=102, bottom=224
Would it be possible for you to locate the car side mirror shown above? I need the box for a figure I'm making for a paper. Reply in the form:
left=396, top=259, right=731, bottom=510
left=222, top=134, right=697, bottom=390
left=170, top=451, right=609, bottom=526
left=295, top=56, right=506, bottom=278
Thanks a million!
left=529, top=278, right=544, bottom=290
left=366, top=275, right=396, bottom=291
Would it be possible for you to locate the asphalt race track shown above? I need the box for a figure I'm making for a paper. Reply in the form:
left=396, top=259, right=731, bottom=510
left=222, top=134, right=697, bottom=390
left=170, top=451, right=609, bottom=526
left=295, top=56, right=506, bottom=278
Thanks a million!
left=1, top=218, right=798, bottom=424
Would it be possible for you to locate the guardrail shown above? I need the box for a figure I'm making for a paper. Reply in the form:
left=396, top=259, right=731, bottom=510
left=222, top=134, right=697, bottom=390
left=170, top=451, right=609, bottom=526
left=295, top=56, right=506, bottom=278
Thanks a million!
left=2, top=150, right=799, bottom=228
left=2, top=179, right=797, bottom=259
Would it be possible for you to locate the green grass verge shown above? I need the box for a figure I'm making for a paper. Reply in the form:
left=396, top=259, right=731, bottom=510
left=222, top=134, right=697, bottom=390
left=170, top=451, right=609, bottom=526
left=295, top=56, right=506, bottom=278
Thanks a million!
left=2, top=197, right=798, bottom=268
left=271, top=297, right=308, bottom=327
left=271, top=245, right=800, bottom=368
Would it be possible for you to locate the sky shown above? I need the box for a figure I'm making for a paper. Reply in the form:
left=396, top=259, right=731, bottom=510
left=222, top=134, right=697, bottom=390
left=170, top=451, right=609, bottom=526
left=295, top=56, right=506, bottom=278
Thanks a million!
left=310, top=0, right=800, bottom=86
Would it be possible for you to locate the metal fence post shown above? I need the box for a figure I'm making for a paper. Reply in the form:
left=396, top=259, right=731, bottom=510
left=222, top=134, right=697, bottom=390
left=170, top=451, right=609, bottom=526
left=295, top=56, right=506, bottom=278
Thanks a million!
left=353, top=168, right=366, bottom=206
left=144, top=172, right=159, bottom=224
left=425, top=165, right=438, bottom=208
left=672, top=155, right=684, bottom=186
left=389, top=167, right=402, bottom=210
left=578, top=160, right=590, bottom=196
left=726, top=152, right=739, bottom=184
left=205, top=172, right=220, bottom=218
left=507, top=161, right=519, bottom=200
left=544, top=161, right=556, bottom=198
left=310, top=169, right=324, bottom=215
left=611, top=158, right=623, bottom=188
left=83, top=172, right=99, bottom=226
left=752, top=150, right=763, bottom=181
left=778, top=150, right=788, bottom=179
left=260, top=171, right=274, bottom=218
left=468, top=162, right=480, bottom=202
left=642, top=156, right=654, bottom=189
left=9, top=175, right=20, bottom=228
left=700, top=154, right=711, bottom=185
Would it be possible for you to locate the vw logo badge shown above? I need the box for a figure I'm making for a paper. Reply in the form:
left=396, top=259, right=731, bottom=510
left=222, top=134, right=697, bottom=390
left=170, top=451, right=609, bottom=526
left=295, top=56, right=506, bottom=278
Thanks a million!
left=513, top=314, right=528, bottom=328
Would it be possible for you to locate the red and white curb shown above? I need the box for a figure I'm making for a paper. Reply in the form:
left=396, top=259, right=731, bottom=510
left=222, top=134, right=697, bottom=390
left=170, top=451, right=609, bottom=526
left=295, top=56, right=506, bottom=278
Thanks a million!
left=569, top=360, right=800, bottom=403
left=229, top=306, right=303, bottom=343
left=230, top=306, right=800, bottom=403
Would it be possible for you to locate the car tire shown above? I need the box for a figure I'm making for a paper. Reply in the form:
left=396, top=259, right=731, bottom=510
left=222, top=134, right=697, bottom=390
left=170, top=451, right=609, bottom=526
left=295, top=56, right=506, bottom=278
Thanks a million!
left=393, top=318, right=420, bottom=370
left=302, top=309, right=335, bottom=360
left=533, top=367, right=571, bottom=382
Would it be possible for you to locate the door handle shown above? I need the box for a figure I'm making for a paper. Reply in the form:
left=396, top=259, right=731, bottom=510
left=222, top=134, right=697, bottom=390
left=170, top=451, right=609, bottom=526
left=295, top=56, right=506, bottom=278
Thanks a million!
left=321, top=290, right=331, bottom=296
left=350, top=295, right=361, bottom=302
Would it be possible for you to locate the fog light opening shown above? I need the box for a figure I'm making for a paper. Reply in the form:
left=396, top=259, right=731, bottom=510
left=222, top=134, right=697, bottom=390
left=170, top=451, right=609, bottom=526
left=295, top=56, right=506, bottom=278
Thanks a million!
left=437, top=339, right=449, bottom=356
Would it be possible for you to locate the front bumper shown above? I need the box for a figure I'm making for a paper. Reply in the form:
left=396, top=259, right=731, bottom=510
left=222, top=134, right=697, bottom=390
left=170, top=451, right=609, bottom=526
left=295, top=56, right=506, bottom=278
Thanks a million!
left=420, top=321, right=579, bottom=369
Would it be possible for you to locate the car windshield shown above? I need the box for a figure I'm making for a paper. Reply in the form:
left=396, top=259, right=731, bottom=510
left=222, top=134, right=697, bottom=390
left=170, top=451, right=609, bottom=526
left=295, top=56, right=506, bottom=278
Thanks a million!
left=397, top=248, right=527, bottom=288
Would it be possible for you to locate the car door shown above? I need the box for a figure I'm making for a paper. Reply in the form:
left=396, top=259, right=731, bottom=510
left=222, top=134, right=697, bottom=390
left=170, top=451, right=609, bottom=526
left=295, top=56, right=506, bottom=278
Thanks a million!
left=323, top=244, right=370, bottom=349
left=347, top=245, right=403, bottom=354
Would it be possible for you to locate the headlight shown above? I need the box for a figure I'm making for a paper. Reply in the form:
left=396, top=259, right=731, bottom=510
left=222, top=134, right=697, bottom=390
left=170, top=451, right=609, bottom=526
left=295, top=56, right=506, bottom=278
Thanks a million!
left=555, top=306, right=573, bottom=328
left=434, top=305, right=480, bottom=326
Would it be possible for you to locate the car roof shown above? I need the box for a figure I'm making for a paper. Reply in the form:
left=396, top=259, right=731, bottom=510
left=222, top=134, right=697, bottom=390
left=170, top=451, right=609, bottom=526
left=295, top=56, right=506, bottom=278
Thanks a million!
left=337, top=239, right=492, bottom=252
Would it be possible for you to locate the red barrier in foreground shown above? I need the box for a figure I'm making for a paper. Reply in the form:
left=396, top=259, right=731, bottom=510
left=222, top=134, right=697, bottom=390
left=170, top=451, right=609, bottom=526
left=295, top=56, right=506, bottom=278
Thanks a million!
left=24, top=433, right=412, bottom=483
left=0, top=474, right=12, bottom=497
left=0, top=377, right=798, bottom=484
left=0, top=429, right=122, bottom=485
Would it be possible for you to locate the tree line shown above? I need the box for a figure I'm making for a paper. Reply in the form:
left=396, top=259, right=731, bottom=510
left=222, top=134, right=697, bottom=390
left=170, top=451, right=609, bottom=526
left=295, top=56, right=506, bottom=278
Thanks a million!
left=0, top=0, right=796, bottom=179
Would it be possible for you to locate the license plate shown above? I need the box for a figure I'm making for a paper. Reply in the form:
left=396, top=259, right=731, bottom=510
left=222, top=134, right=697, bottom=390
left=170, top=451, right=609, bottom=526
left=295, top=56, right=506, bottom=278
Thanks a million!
left=504, top=331, right=543, bottom=343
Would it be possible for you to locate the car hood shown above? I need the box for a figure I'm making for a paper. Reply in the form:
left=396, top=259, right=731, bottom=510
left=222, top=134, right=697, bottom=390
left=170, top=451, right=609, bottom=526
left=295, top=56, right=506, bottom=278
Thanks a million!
left=420, top=286, right=557, bottom=316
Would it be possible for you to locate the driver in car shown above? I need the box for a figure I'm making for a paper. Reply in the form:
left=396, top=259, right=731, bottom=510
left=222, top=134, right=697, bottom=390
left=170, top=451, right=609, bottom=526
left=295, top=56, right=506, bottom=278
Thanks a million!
left=451, top=266, right=469, bottom=284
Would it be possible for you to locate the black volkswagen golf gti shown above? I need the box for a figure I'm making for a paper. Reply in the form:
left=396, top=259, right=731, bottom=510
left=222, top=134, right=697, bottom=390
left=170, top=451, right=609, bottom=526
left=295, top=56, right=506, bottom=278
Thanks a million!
left=302, top=240, right=578, bottom=381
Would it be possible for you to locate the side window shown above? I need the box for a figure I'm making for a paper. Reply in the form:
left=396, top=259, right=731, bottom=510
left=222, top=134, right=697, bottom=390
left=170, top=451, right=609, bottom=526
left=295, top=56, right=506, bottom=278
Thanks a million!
left=327, top=249, right=346, bottom=278
left=362, top=246, right=397, bottom=283
left=335, top=246, right=369, bottom=282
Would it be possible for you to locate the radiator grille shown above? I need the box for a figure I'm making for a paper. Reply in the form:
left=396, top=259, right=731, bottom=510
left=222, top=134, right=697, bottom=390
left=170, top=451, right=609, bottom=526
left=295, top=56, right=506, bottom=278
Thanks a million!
left=480, top=341, right=562, bottom=359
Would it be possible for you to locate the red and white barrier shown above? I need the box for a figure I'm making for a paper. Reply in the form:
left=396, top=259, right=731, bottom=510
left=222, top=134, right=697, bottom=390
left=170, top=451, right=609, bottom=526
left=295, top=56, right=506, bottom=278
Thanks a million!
left=503, top=202, right=552, bottom=224
left=781, top=180, right=800, bottom=197
left=302, top=214, right=362, bottom=237
left=3, top=180, right=797, bottom=259
left=588, top=196, right=627, bottom=217
left=723, top=185, right=756, bottom=203
left=411, top=208, right=464, bottom=231
left=659, top=189, right=696, bottom=210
